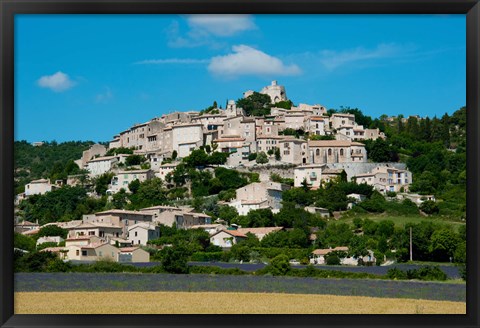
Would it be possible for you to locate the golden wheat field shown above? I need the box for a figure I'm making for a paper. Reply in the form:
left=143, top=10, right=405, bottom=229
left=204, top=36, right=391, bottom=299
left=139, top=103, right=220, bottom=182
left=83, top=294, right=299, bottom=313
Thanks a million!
left=15, top=292, right=466, bottom=314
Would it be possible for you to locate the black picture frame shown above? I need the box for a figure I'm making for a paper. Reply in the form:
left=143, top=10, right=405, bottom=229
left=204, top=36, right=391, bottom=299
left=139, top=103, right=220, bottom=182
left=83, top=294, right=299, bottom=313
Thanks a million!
left=1, top=1, right=478, bottom=327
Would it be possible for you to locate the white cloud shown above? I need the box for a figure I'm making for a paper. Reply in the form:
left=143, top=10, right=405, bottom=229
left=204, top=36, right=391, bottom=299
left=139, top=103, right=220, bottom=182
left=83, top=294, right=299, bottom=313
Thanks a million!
left=167, top=15, right=256, bottom=48
left=37, top=71, right=76, bottom=92
left=187, top=15, right=256, bottom=37
left=95, top=87, right=113, bottom=104
left=208, top=45, right=301, bottom=78
left=134, top=58, right=209, bottom=65
left=318, top=43, right=412, bottom=70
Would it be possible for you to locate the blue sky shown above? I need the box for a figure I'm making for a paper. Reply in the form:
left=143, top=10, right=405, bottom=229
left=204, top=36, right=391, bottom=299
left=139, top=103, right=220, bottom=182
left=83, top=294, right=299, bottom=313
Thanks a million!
left=15, top=14, right=466, bottom=143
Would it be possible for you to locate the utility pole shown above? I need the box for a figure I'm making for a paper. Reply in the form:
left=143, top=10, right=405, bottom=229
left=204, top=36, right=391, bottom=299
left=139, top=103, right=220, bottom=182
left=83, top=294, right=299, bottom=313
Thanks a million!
left=409, top=227, right=413, bottom=262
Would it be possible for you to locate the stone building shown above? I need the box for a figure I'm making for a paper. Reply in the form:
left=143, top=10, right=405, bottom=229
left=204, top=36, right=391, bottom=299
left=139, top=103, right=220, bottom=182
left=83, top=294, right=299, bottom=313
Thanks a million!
left=308, top=140, right=367, bottom=164
left=278, top=138, right=308, bottom=165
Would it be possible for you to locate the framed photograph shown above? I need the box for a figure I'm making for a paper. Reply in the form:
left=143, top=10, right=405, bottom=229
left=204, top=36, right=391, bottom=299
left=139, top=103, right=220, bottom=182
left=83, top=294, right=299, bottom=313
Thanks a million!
left=1, top=0, right=479, bottom=327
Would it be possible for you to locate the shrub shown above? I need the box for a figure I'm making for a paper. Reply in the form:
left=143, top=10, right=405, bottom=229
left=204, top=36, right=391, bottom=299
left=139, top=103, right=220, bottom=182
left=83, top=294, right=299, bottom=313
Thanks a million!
left=359, top=191, right=386, bottom=213
left=458, top=263, right=466, bottom=281
left=248, top=153, right=257, bottom=161
left=36, top=242, right=59, bottom=251
left=408, top=266, right=447, bottom=281
left=161, top=246, right=190, bottom=274
left=189, top=266, right=247, bottom=275
left=190, top=252, right=223, bottom=262
left=256, top=152, right=269, bottom=164
left=386, top=267, right=408, bottom=280
left=420, top=200, right=440, bottom=215
left=263, top=254, right=291, bottom=276
left=325, top=255, right=341, bottom=265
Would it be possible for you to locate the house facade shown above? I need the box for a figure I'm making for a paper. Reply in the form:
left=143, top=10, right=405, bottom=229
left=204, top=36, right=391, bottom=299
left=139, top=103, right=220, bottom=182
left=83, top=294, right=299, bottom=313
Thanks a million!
left=109, top=169, right=155, bottom=193
left=24, top=179, right=56, bottom=196
left=294, top=164, right=325, bottom=189
left=210, top=229, right=247, bottom=248
left=127, top=222, right=160, bottom=246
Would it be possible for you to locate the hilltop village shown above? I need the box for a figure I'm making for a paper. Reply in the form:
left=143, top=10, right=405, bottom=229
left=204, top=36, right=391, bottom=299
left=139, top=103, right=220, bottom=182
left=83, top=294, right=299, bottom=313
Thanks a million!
left=16, top=80, right=460, bottom=269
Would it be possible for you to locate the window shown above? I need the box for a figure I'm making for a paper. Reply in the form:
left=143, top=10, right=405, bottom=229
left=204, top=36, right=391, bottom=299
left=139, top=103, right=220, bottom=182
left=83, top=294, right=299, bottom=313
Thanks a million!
left=328, top=149, right=332, bottom=156
left=340, top=149, right=344, bottom=156
left=135, top=231, right=138, bottom=237
left=76, top=250, right=79, bottom=256
left=316, top=149, right=320, bottom=156
left=82, top=250, right=87, bottom=256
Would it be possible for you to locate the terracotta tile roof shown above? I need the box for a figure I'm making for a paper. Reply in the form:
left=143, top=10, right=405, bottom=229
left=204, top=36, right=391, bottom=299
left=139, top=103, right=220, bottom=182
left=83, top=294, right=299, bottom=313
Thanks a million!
left=236, top=227, right=283, bottom=235
left=87, top=156, right=118, bottom=163
left=16, top=220, right=38, bottom=226
left=312, top=247, right=349, bottom=256
left=95, top=209, right=153, bottom=216
left=308, top=140, right=365, bottom=147
left=323, top=169, right=344, bottom=174
left=213, top=138, right=245, bottom=142
left=40, top=247, right=68, bottom=253
left=81, top=243, right=110, bottom=249
left=211, top=229, right=247, bottom=238
left=22, top=229, right=40, bottom=235
left=278, top=138, right=306, bottom=143
left=29, top=179, right=50, bottom=184
left=128, top=222, right=158, bottom=231
left=117, top=169, right=152, bottom=174
left=119, top=247, right=141, bottom=252
left=224, top=230, right=247, bottom=238
left=355, top=172, right=376, bottom=177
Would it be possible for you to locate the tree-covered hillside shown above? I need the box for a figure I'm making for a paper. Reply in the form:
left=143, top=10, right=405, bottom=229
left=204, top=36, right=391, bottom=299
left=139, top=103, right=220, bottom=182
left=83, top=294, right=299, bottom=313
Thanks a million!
left=14, top=141, right=97, bottom=194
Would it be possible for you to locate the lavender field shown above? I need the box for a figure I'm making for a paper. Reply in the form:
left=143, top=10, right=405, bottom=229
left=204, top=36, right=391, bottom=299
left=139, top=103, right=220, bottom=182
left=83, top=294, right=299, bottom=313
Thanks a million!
left=15, top=273, right=465, bottom=302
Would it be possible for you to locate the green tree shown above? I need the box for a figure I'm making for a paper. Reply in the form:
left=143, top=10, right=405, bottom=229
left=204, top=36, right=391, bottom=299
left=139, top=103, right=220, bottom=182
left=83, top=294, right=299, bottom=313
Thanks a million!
left=129, top=178, right=166, bottom=209
left=161, top=245, right=190, bottom=274
left=105, top=147, right=134, bottom=156
left=128, top=179, right=141, bottom=194
left=14, top=233, right=36, bottom=252
left=125, top=155, right=147, bottom=166
left=256, top=152, right=269, bottom=164
left=208, top=152, right=229, bottom=165
left=236, top=92, right=272, bottom=116
left=184, top=149, right=209, bottom=167
left=218, top=205, right=238, bottom=223
left=429, top=228, right=459, bottom=262
left=420, top=200, right=439, bottom=215
left=111, top=188, right=128, bottom=209
left=366, top=138, right=397, bottom=162
left=265, top=254, right=291, bottom=275
left=37, top=225, right=68, bottom=239
left=274, top=100, right=294, bottom=109
left=95, top=172, right=115, bottom=195
left=248, top=153, right=257, bottom=161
